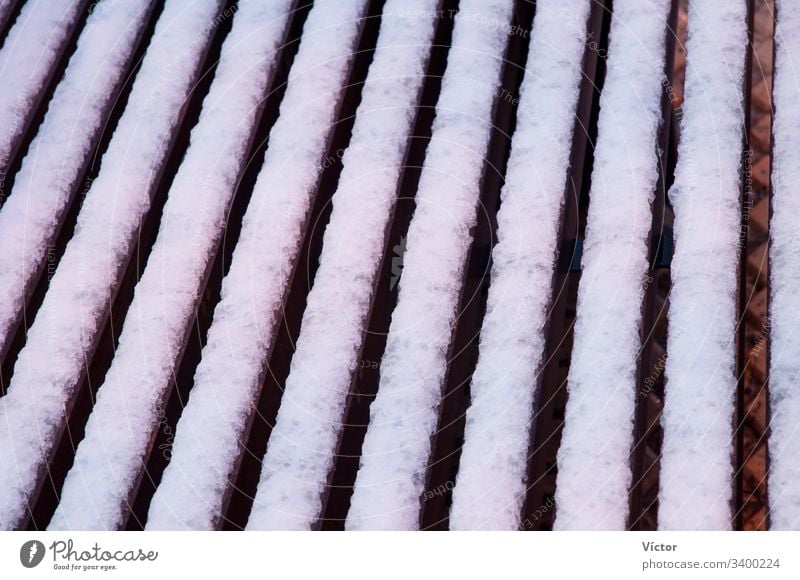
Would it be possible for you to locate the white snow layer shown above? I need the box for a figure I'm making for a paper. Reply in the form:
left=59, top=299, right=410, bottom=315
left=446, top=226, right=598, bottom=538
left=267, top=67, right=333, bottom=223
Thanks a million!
left=553, top=0, right=671, bottom=530
left=658, top=0, right=747, bottom=530
left=0, top=0, right=85, bottom=185
left=763, top=0, right=798, bottom=531
left=146, top=0, right=375, bottom=531
left=447, top=0, right=592, bottom=531
left=48, top=0, right=298, bottom=530
left=0, top=0, right=152, bottom=365
left=0, top=0, right=225, bottom=530
left=243, top=0, right=440, bottom=532
left=345, top=0, right=515, bottom=531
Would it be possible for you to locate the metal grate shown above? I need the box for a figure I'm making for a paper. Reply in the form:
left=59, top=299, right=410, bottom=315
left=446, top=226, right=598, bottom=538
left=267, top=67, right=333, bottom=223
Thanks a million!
left=0, top=0, right=779, bottom=531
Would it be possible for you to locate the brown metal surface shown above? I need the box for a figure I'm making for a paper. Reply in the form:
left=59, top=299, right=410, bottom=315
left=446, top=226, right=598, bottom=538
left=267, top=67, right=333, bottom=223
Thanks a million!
left=735, top=0, right=774, bottom=532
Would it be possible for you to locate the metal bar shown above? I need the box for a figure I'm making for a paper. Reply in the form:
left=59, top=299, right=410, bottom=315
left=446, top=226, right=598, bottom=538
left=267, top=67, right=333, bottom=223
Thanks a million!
left=733, top=0, right=757, bottom=532
left=734, top=0, right=773, bottom=531
left=761, top=0, right=776, bottom=533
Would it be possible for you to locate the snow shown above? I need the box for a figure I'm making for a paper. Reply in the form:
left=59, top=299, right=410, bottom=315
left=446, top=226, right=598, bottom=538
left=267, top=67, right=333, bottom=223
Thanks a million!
left=762, top=0, right=798, bottom=531
left=345, top=0, right=515, bottom=531
left=447, top=0, right=592, bottom=531
left=0, top=0, right=153, bottom=368
left=0, top=0, right=224, bottom=531
left=241, top=0, right=441, bottom=532
left=0, top=0, right=86, bottom=196
left=0, top=0, right=756, bottom=535
left=145, top=0, right=374, bottom=531
left=48, top=0, right=297, bottom=531
left=658, top=0, right=747, bottom=530
left=552, top=0, right=671, bottom=531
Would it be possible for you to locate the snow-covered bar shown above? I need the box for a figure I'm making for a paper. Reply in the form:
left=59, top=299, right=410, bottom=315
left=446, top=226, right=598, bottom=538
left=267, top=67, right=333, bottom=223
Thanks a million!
left=345, top=0, right=515, bottom=531
left=0, top=0, right=87, bottom=195
left=242, top=0, right=441, bottom=531
left=0, top=0, right=225, bottom=531
left=552, top=0, right=671, bottom=531
left=0, top=0, right=153, bottom=369
left=658, top=0, right=747, bottom=530
left=47, top=0, right=301, bottom=531
left=447, top=0, right=592, bottom=531
left=766, top=0, right=800, bottom=531
left=146, top=0, right=378, bottom=531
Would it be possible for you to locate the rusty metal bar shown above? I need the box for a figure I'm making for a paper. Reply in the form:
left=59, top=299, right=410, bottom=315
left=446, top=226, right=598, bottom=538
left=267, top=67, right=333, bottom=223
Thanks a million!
left=734, top=0, right=757, bottom=530
left=734, top=0, right=773, bottom=532
left=733, top=0, right=756, bottom=532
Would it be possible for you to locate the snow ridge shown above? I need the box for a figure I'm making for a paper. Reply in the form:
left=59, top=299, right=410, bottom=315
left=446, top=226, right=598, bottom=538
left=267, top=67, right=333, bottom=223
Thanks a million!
left=0, top=0, right=153, bottom=362
left=0, top=0, right=86, bottom=190
left=658, top=0, right=747, bottom=531
left=346, top=0, right=515, bottom=531
left=553, top=0, right=671, bottom=531
left=769, top=0, right=800, bottom=531
left=0, top=0, right=224, bottom=530
left=48, top=0, right=297, bottom=530
left=448, top=0, right=592, bottom=531
left=146, top=0, right=373, bottom=531
left=243, top=0, right=440, bottom=531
